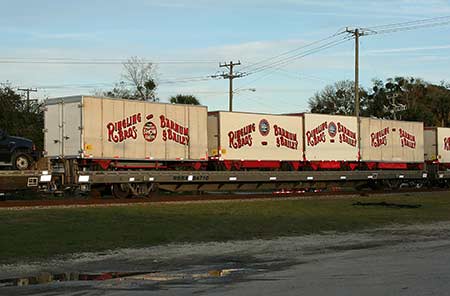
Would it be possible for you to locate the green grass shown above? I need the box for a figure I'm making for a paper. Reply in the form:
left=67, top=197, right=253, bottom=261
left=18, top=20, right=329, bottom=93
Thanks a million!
left=1, top=192, right=450, bottom=263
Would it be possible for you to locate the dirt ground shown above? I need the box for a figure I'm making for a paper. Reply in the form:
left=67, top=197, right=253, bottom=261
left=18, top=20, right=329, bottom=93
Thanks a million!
left=1, top=222, right=450, bottom=295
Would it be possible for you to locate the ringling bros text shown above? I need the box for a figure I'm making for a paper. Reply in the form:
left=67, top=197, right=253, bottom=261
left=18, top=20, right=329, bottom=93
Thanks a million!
left=371, top=127, right=417, bottom=149
left=106, top=113, right=189, bottom=145
left=228, top=122, right=298, bottom=150
left=306, top=121, right=357, bottom=147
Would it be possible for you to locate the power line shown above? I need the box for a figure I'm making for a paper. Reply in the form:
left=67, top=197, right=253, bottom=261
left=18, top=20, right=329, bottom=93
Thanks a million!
left=361, top=15, right=450, bottom=35
left=240, top=31, right=346, bottom=72
left=238, top=15, right=450, bottom=80
left=0, top=59, right=218, bottom=65
left=245, top=36, right=353, bottom=76
left=364, top=15, right=450, bottom=30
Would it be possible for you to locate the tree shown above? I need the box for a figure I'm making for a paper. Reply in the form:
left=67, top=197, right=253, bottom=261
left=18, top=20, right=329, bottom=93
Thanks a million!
left=426, top=83, right=450, bottom=127
left=308, top=76, right=450, bottom=127
left=308, top=80, right=367, bottom=115
left=0, top=85, right=44, bottom=149
left=122, top=56, right=158, bottom=101
left=100, top=56, right=159, bottom=101
left=366, top=77, right=434, bottom=124
left=169, top=94, right=200, bottom=105
left=102, top=81, right=134, bottom=100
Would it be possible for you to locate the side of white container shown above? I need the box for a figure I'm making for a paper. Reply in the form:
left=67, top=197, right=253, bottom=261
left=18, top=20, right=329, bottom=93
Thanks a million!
left=360, top=118, right=424, bottom=163
left=436, top=127, right=450, bottom=163
left=303, top=113, right=358, bottom=161
left=208, top=111, right=303, bottom=161
left=81, top=96, right=208, bottom=161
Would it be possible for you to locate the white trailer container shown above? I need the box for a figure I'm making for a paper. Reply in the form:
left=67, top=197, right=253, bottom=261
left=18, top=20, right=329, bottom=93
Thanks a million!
left=44, top=96, right=208, bottom=161
left=424, top=127, right=450, bottom=163
left=360, top=118, right=424, bottom=163
left=208, top=111, right=303, bottom=161
left=303, top=113, right=358, bottom=161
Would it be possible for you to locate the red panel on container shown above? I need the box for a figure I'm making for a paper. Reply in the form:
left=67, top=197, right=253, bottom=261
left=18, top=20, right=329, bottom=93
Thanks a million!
left=349, top=163, right=359, bottom=171
left=241, top=161, right=281, bottom=169
left=309, top=161, right=342, bottom=170
left=378, top=162, right=407, bottom=169
left=364, top=162, right=377, bottom=170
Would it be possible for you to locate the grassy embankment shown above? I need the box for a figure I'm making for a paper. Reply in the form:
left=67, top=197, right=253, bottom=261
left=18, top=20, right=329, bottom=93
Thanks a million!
left=1, top=192, right=450, bottom=263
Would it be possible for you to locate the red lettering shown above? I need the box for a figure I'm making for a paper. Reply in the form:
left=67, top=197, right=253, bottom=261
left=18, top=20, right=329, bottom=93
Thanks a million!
left=106, top=113, right=141, bottom=143
left=444, top=137, right=450, bottom=151
left=228, top=123, right=255, bottom=149
left=159, top=115, right=190, bottom=146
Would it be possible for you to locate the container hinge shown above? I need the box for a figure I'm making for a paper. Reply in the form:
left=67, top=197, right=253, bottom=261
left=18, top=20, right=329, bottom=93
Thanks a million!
left=78, top=126, right=83, bottom=131
left=78, top=103, right=84, bottom=108
left=42, top=128, right=48, bottom=133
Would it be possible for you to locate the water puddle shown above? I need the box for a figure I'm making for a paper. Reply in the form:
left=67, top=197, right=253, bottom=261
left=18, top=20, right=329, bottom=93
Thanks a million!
left=0, top=267, right=258, bottom=287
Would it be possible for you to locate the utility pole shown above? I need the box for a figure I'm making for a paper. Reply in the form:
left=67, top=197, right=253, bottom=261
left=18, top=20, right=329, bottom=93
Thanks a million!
left=217, top=61, right=244, bottom=112
left=345, top=27, right=366, bottom=161
left=18, top=88, right=37, bottom=111
left=345, top=27, right=365, bottom=118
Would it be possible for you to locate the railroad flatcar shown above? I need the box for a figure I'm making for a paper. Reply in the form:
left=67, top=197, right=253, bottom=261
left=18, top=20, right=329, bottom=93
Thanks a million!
left=11, top=95, right=449, bottom=197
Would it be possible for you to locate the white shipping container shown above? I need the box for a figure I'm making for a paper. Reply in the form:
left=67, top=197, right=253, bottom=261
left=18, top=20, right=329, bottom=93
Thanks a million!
left=424, top=127, right=450, bottom=163
left=208, top=111, right=303, bottom=161
left=360, top=118, right=424, bottom=163
left=44, top=96, right=208, bottom=161
left=303, top=113, right=358, bottom=161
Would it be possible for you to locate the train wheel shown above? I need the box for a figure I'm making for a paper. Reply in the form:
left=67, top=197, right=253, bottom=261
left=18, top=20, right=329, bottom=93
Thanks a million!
left=112, top=183, right=131, bottom=198
left=128, top=183, right=157, bottom=198
left=384, top=179, right=401, bottom=190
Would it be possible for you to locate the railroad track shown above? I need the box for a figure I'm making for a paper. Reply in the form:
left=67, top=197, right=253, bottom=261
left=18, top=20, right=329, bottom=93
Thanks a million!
left=0, top=188, right=447, bottom=209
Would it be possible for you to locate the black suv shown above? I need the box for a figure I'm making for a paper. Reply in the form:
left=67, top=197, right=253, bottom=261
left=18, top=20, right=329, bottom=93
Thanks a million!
left=0, top=129, right=36, bottom=170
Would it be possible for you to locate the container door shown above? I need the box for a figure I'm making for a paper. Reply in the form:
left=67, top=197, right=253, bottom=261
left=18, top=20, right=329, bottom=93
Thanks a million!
left=44, top=103, right=63, bottom=157
left=424, top=129, right=437, bottom=161
left=44, top=100, right=82, bottom=157
left=63, top=102, right=82, bottom=157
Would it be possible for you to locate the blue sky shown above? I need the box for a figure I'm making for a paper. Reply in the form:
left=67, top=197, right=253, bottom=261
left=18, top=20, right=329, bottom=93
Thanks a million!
left=1, top=0, right=450, bottom=113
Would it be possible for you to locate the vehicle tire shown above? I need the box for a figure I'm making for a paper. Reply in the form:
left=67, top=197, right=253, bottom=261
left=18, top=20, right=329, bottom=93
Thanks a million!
left=12, top=152, right=32, bottom=170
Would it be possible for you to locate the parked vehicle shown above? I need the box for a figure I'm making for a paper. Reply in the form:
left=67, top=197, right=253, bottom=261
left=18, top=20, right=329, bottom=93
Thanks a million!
left=0, top=129, right=36, bottom=170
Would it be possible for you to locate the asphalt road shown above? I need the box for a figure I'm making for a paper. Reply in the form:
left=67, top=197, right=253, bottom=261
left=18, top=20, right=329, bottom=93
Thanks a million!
left=2, top=223, right=450, bottom=295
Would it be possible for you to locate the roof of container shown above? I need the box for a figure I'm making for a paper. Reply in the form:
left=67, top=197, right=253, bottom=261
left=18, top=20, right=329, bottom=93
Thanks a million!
left=45, top=95, right=207, bottom=108
left=208, top=110, right=304, bottom=116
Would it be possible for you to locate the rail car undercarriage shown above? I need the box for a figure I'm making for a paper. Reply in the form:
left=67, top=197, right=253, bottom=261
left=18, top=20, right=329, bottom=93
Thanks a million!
left=1, top=158, right=448, bottom=198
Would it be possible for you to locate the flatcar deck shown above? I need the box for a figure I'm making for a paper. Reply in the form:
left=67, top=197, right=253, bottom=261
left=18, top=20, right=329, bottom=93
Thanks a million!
left=78, top=170, right=429, bottom=192
left=0, top=170, right=51, bottom=192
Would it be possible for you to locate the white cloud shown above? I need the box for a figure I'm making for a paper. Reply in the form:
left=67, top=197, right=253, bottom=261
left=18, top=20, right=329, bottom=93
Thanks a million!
left=363, top=44, right=450, bottom=55
left=30, top=32, right=97, bottom=41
